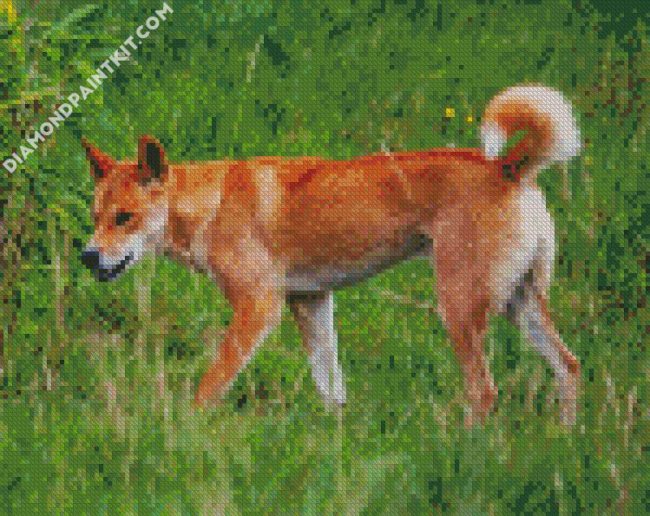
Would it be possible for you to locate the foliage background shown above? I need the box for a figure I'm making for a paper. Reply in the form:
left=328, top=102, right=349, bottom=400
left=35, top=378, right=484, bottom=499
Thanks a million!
left=0, top=0, right=648, bottom=512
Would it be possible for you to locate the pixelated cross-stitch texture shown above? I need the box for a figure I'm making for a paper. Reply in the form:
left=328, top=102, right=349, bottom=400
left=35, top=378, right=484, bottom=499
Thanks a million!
left=0, top=0, right=647, bottom=513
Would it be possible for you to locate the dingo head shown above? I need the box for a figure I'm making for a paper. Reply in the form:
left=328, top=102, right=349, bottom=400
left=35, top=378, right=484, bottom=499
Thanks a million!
left=81, top=135, right=169, bottom=281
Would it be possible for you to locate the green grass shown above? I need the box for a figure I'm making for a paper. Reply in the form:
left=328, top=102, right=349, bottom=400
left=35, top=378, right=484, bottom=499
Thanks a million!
left=0, top=0, right=648, bottom=513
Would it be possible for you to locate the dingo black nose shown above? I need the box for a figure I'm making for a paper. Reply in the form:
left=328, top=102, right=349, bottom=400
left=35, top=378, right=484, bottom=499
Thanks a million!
left=81, top=249, right=100, bottom=270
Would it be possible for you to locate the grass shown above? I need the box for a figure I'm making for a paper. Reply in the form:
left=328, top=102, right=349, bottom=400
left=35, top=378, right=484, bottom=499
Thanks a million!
left=0, top=0, right=648, bottom=513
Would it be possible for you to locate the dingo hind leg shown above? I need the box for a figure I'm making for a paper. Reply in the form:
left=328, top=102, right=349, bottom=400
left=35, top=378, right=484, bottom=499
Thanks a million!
left=434, top=218, right=497, bottom=427
left=510, top=283, right=580, bottom=425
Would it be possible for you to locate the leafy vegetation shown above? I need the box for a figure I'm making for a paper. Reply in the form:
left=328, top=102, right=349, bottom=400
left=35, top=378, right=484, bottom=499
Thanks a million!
left=0, top=0, right=647, bottom=512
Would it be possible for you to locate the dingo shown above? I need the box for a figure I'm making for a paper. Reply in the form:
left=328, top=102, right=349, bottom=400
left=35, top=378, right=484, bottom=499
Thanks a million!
left=82, top=84, right=581, bottom=425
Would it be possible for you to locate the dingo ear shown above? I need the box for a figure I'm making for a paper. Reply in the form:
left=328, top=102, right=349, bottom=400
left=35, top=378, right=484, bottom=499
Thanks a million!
left=81, top=137, right=115, bottom=179
left=138, top=135, right=168, bottom=184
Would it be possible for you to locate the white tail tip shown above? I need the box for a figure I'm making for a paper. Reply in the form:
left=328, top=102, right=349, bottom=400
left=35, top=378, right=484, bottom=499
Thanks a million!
left=481, top=85, right=581, bottom=163
left=481, top=122, right=508, bottom=159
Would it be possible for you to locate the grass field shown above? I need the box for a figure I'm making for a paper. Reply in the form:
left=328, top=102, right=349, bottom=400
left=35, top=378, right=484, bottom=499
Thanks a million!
left=0, top=0, right=648, bottom=513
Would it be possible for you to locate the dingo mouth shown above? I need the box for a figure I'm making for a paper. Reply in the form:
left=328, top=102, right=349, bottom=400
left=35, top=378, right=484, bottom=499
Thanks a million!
left=95, top=253, right=134, bottom=282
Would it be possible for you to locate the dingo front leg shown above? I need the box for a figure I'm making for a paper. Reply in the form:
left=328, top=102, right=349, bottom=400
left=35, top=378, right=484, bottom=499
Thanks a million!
left=289, top=291, right=346, bottom=407
left=194, top=290, right=282, bottom=406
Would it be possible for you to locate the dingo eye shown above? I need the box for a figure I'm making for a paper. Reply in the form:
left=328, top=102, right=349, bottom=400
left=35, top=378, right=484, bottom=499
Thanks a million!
left=115, top=212, right=133, bottom=226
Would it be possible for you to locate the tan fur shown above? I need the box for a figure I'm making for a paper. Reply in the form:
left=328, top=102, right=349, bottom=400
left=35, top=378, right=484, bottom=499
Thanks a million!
left=82, top=85, right=582, bottom=426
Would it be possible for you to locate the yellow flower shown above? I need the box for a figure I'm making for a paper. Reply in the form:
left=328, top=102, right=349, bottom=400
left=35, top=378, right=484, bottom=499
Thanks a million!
left=0, top=0, right=17, bottom=23
left=466, top=115, right=473, bottom=123
left=445, top=107, right=455, bottom=118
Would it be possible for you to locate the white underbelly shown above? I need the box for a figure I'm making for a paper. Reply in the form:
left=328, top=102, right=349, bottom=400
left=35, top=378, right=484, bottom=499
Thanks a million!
left=286, top=264, right=383, bottom=292
left=286, top=234, right=432, bottom=293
